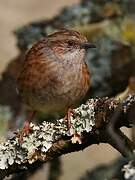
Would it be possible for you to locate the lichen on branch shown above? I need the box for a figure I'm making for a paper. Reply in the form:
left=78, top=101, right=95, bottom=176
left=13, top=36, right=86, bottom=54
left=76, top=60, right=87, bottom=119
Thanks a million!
left=0, top=95, right=135, bottom=179
left=0, top=99, right=96, bottom=169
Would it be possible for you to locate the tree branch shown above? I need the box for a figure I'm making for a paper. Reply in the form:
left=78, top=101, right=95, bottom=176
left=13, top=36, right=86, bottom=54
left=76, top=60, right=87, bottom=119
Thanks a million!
left=0, top=95, right=135, bottom=179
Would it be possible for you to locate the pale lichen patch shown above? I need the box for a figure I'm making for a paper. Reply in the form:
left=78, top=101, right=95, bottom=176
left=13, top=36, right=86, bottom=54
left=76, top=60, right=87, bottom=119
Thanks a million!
left=0, top=99, right=99, bottom=169
left=123, top=94, right=135, bottom=113
left=123, top=161, right=135, bottom=179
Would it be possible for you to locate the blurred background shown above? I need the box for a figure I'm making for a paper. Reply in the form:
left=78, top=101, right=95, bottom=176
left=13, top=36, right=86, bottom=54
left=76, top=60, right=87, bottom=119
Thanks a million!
left=0, top=0, right=135, bottom=179
left=0, top=0, right=79, bottom=73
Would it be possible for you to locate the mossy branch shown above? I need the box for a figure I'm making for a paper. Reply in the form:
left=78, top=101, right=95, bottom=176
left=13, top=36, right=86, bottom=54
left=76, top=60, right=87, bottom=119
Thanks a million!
left=0, top=95, right=135, bottom=179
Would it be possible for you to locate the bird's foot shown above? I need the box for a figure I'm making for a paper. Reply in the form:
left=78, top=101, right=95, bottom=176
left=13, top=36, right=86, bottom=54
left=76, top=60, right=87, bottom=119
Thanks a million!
left=71, top=134, right=82, bottom=144
left=23, top=120, right=31, bottom=135
left=64, top=108, right=74, bottom=129
left=16, top=121, right=31, bottom=143
left=16, top=111, right=36, bottom=144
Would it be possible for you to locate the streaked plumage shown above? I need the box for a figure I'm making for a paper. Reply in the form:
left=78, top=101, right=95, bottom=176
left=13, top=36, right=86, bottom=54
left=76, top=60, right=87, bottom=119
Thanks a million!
left=17, top=29, right=95, bottom=117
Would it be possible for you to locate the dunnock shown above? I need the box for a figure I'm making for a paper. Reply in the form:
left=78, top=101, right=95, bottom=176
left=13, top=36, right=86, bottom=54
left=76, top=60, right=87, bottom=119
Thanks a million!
left=17, top=29, right=96, bottom=134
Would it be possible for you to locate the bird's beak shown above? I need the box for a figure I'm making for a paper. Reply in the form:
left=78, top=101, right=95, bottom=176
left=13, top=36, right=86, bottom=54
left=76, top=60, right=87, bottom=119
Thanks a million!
left=81, top=42, right=96, bottom=50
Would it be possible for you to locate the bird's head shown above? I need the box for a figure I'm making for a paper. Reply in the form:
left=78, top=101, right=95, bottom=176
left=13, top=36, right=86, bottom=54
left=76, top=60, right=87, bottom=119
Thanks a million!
left=47, top=29, right=96, bottom=62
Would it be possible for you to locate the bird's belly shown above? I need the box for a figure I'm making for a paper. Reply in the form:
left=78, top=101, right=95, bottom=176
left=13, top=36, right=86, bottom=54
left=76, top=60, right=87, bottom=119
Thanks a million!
left=29, top=97, right=68, bottom=115
left=38, top=77, right=88, bottom=113
left=20, top=63, right=90, bottom=116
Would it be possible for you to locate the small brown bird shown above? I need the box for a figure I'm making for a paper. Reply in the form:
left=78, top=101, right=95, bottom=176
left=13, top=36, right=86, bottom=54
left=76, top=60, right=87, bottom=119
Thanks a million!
left=17, top=29, right=96, bottom=134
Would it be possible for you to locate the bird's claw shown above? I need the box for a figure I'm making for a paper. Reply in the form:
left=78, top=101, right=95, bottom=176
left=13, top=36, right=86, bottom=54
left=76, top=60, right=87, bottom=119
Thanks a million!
left=64, top=108, right=74, bottom=129
left=16, top=121, right=31, bottom=144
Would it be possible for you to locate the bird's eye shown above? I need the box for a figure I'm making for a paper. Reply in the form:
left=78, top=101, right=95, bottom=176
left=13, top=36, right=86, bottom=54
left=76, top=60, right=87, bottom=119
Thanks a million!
left=67, top=40, right=75, bottom=47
